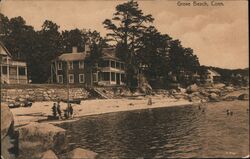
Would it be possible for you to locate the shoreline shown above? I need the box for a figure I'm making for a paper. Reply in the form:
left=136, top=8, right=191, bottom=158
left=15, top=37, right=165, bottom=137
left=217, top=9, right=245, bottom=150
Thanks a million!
left=9, top=97, right=193, bottom=127
left=7, top=88, right=249, bottom=127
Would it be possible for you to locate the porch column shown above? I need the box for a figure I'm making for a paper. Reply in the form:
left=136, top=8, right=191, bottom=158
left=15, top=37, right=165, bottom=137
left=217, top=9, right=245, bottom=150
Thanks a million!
left=7, top=57, right=10, bottom=83
left=120, top=73, right=122, bottom=84
left=109, top=72, right=111, bottom=85
left=16, top=65, right=19, bottom=84
left=25, top=67, right=28, bottom=84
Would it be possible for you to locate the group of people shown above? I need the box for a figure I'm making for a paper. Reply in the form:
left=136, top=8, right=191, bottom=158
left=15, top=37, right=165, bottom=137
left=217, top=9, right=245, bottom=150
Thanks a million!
left=51, top=101, right=74, bottom=120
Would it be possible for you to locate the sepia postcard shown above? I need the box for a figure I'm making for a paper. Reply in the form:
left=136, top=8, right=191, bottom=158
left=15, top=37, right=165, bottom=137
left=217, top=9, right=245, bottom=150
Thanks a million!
left=0, top=0, right=249, bottom=158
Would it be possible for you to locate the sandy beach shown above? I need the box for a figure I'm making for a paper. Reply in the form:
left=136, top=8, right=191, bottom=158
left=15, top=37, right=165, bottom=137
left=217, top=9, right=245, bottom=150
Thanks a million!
left=8, top=96, right=193, bottom=127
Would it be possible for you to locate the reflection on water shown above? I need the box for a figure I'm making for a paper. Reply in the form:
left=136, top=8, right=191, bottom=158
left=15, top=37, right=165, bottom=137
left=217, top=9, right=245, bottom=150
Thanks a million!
left=58, top=101, right=249, bottom=158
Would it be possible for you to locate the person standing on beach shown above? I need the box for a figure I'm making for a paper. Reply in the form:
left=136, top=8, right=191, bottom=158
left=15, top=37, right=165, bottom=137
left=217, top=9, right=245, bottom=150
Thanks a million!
left=69, top=104, right=74, bottom=118
left=57, top=101, right=62, bottom=119
left=52, top=103, right=57, bottom=117
left=148, top=97, right=152, bottom=105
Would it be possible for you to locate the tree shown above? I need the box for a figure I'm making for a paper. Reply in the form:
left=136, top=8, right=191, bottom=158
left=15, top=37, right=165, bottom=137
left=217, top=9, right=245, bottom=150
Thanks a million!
left=136, top=26, right=172, bottom=79
left=30, top=20, right=63, bottom=83
left=62, top=29, right=85, bottom=52
left=103, top=0, right=154, bottom=87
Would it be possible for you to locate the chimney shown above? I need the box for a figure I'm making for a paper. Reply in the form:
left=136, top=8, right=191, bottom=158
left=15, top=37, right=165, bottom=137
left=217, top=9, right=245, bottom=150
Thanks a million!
left=72, top=46, right=77, bottom=53
left=85, top=41, right=90, bottom=56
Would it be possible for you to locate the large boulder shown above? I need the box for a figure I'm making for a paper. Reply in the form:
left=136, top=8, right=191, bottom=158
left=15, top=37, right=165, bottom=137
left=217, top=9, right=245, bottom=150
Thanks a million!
left=17, top=122, right=67, bottom=159
left=139, top=83, right=152, bottom=95
left=213, top=83, right=225, bottom=89
left=1, top=104, right=14, bottom=139
left=222, top=96, right=238, bottom=101
left=209, top=93, right=220, bottom=102
left=63, top=148, right=98, bottom=159
left=186, top=84, right=199, bottom=93
left=1, top=104, right=16, bottom=159
left=41, top=150, right=59, bottom=159
left=238, top=93, right=249, bottom=100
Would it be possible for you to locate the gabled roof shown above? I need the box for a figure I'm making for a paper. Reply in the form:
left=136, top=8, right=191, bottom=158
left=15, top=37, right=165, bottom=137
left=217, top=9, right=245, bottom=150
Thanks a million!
left=101, top=48, right=121, bottom=61
left=57, top=53, right=86, bottom=61
left=207, top=69, right=221, bottom=76
left=0, top=42, right=12, bottom=57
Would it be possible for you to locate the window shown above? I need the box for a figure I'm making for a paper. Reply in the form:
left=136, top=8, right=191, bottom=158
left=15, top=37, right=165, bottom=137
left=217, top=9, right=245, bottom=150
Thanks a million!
left=58, top=75, right=63, bottom=83
left=79, top=61, right=84, bottom=69
left=103, top=72, right=110, bottom=81
left=111, top=72, right=115, bottom=81
left=58, top=62, right=62, bottom=70
left=2, top=66, right=7, bottom=74
left=68, top=61, right=73, bottom=70
left=93, top=73, right=98, bottom=82
left=111, top=61, right=115, bottom=68
left=79, top=74, right=85, bottom=83
left=18, top=67, right=26, bottom=76
left=68, top=74, right=74, bottom=83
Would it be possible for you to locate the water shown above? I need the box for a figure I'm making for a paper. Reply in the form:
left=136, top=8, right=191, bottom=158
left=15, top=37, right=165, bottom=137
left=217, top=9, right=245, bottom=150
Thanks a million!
left=58, top=101, right=249, bottom=158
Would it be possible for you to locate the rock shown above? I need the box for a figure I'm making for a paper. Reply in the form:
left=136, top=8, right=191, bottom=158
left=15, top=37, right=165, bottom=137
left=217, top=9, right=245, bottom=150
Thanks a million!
left=64, top=148, right=97, bottom=159
left=187, top=84, right=199, bottom=93
left=213, top=83, right=225, bottom=89
left=209, top=93, right=220, bottom=102
left=177, top=87, right=187, bottom=93
left=169, top=89, right=177, bottom=95
left=188, top=94, right=201, bottom=102
left=238, top=93, right=249, bottom=100
left=224, top=86, right=234, bottom=92
left=1, top=104, right=14, bottom=140
left=1, top=104, right=15, bottom=159
left=199, top=90, right=210, bottom=97
left=207, top=88, right=221, bottom=93
left=17, top=123, right=67, bottom=159
left=41, top=150, right=58, bottom=159
left=223, top=96, right=238, bottom=101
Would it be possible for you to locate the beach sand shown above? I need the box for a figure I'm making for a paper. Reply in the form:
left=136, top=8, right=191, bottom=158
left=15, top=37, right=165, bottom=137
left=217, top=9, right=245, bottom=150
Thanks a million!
left=8, top=96, right=193, bottom=127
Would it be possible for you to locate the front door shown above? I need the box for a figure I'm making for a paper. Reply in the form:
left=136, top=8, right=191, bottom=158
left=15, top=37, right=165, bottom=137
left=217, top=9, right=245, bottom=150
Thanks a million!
left=116, top=73, right=120, bottom=85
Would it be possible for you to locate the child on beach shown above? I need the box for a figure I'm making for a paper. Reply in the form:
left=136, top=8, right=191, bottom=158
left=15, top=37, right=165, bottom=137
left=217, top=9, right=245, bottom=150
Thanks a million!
left=57, top=101, right=62, bottom=119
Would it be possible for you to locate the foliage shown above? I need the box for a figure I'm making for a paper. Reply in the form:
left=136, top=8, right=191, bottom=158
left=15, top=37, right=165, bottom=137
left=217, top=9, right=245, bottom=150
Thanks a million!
left=1, top=1, right=207, bottom=87
left=0, top=13, right=106, bottom=83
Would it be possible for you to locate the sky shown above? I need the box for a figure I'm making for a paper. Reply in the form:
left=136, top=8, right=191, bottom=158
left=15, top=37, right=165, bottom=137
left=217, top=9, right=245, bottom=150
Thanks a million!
left=0, top=0, right=248, bottom=69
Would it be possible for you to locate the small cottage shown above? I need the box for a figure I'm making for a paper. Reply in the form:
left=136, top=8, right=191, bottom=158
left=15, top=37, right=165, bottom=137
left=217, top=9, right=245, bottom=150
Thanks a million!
left=0, top=42, right=28, bottom=84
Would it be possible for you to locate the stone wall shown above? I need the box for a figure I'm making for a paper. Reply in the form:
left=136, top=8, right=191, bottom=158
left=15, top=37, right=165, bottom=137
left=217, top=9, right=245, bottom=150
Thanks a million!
left=1, top=87, right=89, bottom=102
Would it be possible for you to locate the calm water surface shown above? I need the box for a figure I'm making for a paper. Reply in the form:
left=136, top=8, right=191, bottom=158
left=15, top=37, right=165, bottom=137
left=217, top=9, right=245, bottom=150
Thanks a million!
left=58, top=101, right=249, bottom=158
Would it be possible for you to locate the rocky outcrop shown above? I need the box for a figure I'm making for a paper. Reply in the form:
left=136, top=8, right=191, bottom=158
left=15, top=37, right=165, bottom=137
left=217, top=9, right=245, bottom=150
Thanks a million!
left=208, top=93, right=220, bottom=102
left=61, top=148, right=98, bottom=159
left=186, top=84, right=199, bottom=93
left=17, top=123, right=67, bottom=159
left=238, top=93, right=249, bottom=100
